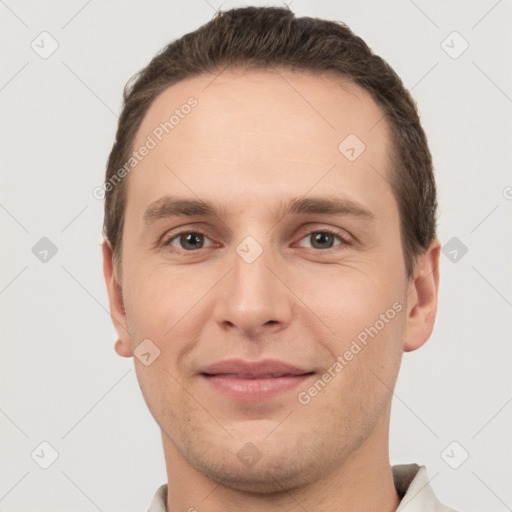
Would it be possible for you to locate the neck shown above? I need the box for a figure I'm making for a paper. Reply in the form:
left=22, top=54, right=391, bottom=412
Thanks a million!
left=162, top=411, right=400, bottom=512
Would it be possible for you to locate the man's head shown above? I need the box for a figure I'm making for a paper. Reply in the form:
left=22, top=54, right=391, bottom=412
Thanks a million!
left=102, top=6, right=440, bottom=497
left=104, top=6, right=437, bottom=282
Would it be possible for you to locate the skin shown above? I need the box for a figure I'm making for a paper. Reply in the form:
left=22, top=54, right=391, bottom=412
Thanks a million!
left=103, top=68, right=440, bottom=512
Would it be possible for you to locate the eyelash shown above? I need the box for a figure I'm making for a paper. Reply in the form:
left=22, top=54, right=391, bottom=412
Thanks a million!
left=161, top=227, right=351, bottom=252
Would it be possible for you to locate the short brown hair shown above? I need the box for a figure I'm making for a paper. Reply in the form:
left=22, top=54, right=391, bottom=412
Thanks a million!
left=104, top=6, right=437, bottom=278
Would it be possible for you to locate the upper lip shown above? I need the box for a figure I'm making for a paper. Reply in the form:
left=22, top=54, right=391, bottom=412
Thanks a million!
left=200, top=359, right=312, bottom=379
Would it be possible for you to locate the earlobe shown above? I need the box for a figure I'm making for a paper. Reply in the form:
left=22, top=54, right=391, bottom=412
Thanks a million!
left=102, top=240, right=133, bottom=358
left=114, top=338, right=132, bottom=358
left=403, top=238, right=441, bottom=353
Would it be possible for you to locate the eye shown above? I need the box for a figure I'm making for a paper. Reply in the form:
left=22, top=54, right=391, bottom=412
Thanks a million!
left=163, top=231, right=217, bottom=251
left=297, top=229, right=347, bottom=250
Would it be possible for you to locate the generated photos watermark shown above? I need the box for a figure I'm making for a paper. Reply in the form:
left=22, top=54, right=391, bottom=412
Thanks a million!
left=297, top=301, right=403, bottom=405
left=92, top=96, right=198, bottom=200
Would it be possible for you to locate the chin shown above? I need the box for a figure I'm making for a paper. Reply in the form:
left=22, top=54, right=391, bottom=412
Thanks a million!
left=197, top=454, right=319, bottom=495
left=180, top=430, right=333, bottom=495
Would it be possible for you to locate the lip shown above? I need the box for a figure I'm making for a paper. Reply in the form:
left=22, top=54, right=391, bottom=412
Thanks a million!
left=199, top=359, right=314, bottom=401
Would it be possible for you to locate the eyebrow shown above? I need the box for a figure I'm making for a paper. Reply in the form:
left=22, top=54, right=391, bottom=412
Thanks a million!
left=143, top=195, right=376, bottom=225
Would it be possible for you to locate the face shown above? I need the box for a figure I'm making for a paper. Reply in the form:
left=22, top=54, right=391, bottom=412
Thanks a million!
left=104, top=69, right=440, bottom=492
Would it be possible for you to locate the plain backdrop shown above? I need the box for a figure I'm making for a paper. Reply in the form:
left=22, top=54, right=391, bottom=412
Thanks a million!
left=1, top=1, right=511, bottom=511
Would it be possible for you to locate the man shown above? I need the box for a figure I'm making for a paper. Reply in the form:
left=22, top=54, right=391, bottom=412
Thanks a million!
left=102, top=6, right=456, bottom=511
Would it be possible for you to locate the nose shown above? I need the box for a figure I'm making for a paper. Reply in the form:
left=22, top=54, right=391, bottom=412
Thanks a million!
left=212, top=242, right=294, bottom=338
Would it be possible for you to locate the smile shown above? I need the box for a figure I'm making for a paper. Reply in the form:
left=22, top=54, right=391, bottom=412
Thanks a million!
left=199, top=359, right=315, bottom=401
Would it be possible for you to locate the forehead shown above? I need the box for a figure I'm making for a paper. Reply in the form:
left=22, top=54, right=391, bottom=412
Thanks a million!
left=134, top=67, right=389, bottom=159
left=127, top=68, right=394, bottom=219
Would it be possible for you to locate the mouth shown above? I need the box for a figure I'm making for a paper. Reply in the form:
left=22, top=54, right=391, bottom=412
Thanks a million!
left=199, top=359, right=315, bottom=401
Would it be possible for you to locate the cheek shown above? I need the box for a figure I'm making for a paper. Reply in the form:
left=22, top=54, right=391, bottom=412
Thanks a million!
left=123, top=265, right=198, bottom=337
left=300, top=274, right=406, bottom=420
left=122, top=268, right=200, bottom=422
left=301, top=264, right=406, bottom=345
left=300, top=265, right=407, bottom=403
left=122, top=264, right=218, bottom=406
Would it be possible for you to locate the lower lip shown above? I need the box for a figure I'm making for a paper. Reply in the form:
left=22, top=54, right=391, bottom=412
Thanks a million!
left=201, top=374, right=314, bottom=401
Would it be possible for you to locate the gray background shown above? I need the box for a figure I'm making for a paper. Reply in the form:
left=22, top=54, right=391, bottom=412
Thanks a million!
left=1, top=1, right=511, bottom=511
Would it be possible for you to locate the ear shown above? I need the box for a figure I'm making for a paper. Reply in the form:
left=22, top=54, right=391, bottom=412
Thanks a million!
left=102, top=240, right=133, bottom=358
left=403, top=238, right=441, bottom=352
